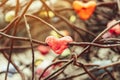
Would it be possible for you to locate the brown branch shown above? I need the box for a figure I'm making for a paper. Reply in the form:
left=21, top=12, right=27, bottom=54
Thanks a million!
left=24, top=15, right=35, bottom=80
left=100, top=38, right=120, bottom=42
left=25, top=14, right=64, bottom=37
left=69, top=42, right=120, bottom=48
left=104, top=68, right=116, bottom=80
left=48, top=69, right=64, bottom=80
left=79, top=63, right=97, bottom=80
left=0, top=16, right=19, bottom=32
left=15, top=0, right=20, bottom=17
left=0, top=45, right=38, bottom=51
left=0, top=31, right=46, bottom=45
left=0, top=0, right=7, bottom=7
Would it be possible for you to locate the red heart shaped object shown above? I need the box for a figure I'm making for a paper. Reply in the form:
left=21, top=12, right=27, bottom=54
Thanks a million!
left=73, top=1, right=96, bottom=20
left=45, top=36, right=73, bottom=54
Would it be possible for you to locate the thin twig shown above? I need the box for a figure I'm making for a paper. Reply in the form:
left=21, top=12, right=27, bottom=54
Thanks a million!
left=0, top=45, right=38, bottom=51
left=79, top=63, right=97, bottom=80
left=0, top=16, right=19, bottom=32
left=0, top=0, right=7, bottom=7
left=25, top=14, right=64, bottom=37
left=48, top=69, right=64, bottom=80
left=24, top=15, right=35, bottom=80
left=104, top=68, right=116, bottom=80
left=0, top=31, right=46, bottom=45
left=15, top=0, right=20, bottom=17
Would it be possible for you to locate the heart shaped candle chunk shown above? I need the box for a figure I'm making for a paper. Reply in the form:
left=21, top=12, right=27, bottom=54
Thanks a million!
left=73, top=1, right=96, bottom=20
left=45, top=36, right=73, bottom=54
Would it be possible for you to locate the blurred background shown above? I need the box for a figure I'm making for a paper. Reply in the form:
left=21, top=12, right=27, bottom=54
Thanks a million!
left=0, top=0, right=120, bottom=80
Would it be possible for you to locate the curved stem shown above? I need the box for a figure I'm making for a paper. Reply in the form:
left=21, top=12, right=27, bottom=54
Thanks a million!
left=24, top=15, right=35, bottom=80
left=15, top=0, right=20, bottom=17
left=25, top=14, right=64, bottom=37
left=0, top=0, right=7, bottom=7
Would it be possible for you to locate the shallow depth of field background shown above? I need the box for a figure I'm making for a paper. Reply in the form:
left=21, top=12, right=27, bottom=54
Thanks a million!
left=0, top=0, right=120, bottom=80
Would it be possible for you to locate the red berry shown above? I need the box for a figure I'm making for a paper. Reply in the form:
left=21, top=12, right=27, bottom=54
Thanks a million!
left=37, top=45, right=50, bottom=55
